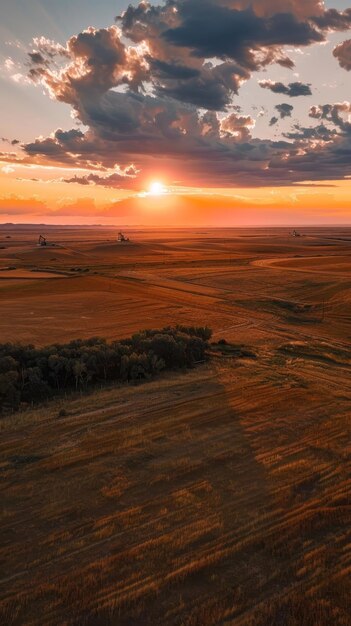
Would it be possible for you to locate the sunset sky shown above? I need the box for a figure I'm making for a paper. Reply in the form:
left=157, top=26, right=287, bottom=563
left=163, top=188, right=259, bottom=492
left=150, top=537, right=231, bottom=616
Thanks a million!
left=1, top=0, right=351, bottom=225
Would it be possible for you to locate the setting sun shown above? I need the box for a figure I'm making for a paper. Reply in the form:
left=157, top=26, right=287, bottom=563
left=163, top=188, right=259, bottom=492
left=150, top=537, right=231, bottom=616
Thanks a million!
left=148, top=181, right=166, bottom=196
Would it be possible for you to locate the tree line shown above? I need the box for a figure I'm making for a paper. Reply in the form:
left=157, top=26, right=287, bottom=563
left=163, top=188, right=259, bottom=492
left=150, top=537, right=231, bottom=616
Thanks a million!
left=0, top=326, right=212, bottom=413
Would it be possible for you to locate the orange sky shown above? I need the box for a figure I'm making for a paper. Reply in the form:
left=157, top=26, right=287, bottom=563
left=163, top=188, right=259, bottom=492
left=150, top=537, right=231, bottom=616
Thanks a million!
left=1, top=162, right=351, bottom=225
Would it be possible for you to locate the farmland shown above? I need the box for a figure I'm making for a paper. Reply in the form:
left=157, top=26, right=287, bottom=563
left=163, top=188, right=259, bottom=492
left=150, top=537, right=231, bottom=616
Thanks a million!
left=0, top=226, right=350, bottom=625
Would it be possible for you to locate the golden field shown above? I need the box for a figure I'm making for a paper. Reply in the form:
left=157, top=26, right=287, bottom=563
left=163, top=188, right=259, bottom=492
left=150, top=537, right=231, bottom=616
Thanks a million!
left=0, top=226, right=350, bottom=625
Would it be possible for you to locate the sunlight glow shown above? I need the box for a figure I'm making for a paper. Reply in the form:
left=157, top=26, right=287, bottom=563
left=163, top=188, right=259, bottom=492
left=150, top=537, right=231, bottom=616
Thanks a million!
left=148, top=181, right=166, bottom=196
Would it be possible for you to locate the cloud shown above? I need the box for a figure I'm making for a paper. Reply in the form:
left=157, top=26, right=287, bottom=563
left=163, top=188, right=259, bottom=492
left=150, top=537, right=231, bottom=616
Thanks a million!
left=28, top=52, right=48, bottom=66
left=63, top=167, right=139, bottom=189
left=31, top=37, right=69, bottom=59
left=259, top=79, right=312, bottom=97
left=275, top=103, right=294, bottom=118
left=1, top=138, right=20, bottom=146
left=2, top=165, right=15, bottom=174
left=162, top=2, right=323, bottom=59
left=24, top=0, right=341, bottom=115
left=154, top=61, right=250, bottom=110
left=270, top=103, right=294, bottom=125
left=284, top=123, right=338, bottom=141
left=27, top=25, right=148, bottom=101
left=219, top=112, right=255, bottom=139
left=312, top=8, right=351, bottom=31
left=2, top=0, right=351, bottom=190
left=23, top=128, right=98, bottom=167
left=333, top=39, right=351, bottom=71
left=309, top=101, right=351, bottom=131
left=222, top=2, right=324, bottom=20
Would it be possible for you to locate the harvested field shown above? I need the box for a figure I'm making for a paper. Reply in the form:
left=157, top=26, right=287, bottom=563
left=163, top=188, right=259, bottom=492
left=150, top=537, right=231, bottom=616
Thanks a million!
left=1, top=226, right=351, bottom=346
left=0, top=269, right=65, bottom=279
left=0, top=226, right=350, bottom=625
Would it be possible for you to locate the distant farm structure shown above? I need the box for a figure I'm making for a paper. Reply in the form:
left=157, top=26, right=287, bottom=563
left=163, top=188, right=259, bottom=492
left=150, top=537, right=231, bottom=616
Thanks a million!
left=117, top=231, right=130, bottom=243
left=38, top=235, right=56, bottom=247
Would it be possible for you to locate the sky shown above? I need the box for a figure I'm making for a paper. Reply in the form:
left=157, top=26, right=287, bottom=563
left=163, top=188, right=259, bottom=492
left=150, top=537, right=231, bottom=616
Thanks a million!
left=1, top=0, right=351, bottom=225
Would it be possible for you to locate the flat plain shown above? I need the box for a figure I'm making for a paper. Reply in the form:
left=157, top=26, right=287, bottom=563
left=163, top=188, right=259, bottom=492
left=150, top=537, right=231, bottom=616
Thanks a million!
left=0, top=226, right=350, bottom=625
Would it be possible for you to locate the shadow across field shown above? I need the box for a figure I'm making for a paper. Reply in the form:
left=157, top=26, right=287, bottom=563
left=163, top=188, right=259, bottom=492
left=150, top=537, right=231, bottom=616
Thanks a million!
left=0, top=367, right=270, bottom=624
left=1, top=358, right=350, bottom=625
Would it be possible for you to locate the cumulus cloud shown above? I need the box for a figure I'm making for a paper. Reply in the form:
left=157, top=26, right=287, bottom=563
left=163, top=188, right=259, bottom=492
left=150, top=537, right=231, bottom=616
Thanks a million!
left=3, top=0, right=351, bottom=190
left=23, top=0, right=342, bottom=114
left=333, top=39, right=351, bottom=71
left=259, top=79, right=312, bottom=97
left=220, top=112, right=255, bottom=140
left=162, top=2, right=323, bottom=58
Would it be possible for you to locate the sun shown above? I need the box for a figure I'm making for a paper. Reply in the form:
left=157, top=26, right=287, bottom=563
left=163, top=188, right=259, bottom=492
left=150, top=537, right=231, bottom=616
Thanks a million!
left=148, top=181, right=166, bottom=196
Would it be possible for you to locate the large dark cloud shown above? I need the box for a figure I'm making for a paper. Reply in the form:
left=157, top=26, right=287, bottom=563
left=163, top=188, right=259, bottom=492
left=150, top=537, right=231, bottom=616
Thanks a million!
left=162, top=1, right=323, bottom=58
left=5, top=0, right=351, bottom=190
left=118, top=0, right=329, bottom=110
left=154, top=61, right=250, bottom=110
left=24, top=0, right=351, bottom=115
left=259, top=80, right=312, bottom=97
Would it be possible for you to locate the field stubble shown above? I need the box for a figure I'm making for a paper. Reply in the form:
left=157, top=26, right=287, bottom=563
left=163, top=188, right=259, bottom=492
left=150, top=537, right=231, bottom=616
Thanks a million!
left=0, top=227, right=350, bottom=624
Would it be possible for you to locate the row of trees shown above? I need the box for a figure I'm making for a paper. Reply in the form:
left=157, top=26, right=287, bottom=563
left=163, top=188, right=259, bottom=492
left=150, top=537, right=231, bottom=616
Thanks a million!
left=0, top=326, right=212, bottom=413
